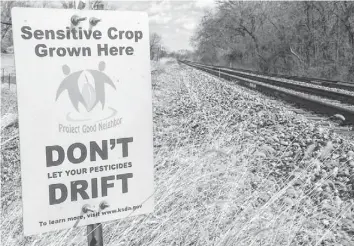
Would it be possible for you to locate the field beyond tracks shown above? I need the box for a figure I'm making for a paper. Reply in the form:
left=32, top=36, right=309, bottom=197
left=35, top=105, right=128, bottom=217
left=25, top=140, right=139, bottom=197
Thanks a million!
left=1, top=59, right=354, bottom=245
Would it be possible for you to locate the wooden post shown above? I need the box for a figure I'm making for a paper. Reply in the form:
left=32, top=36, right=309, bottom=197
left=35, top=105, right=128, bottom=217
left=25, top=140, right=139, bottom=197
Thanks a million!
left=8, top=73, right=11, bottom=88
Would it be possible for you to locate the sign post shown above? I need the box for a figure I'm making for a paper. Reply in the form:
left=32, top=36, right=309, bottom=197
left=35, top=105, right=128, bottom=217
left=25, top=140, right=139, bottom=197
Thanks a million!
left=87, top=224, right=103, bottom=246
left=12, top=4, right=154, bottom=241
left=76, top=1, right=104, bottom=245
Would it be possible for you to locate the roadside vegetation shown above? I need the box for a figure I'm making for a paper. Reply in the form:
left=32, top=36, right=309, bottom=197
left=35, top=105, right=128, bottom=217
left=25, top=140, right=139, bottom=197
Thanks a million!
left=191, top=1, right=354, bottom=82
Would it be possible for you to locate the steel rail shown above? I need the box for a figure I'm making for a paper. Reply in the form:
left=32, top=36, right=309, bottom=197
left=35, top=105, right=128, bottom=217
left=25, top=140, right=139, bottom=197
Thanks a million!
left=185, top=62, right=354, bottom=105
left=184, top=60, right=354, bottom=91
left=180, top=60, right=354, bottom=125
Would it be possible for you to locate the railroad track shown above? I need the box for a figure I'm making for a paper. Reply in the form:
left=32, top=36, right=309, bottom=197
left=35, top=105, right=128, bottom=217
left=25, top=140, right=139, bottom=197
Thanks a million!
left=179, top=60, right=354, bottom=131
left=186, top=61, right=354, bottom=92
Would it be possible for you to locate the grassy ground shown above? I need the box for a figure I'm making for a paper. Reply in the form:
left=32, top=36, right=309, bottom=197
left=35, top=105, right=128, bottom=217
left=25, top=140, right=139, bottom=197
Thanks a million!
left=1, top=60, right=354, bottom=245
left=1, top=54, right=15, bottom=74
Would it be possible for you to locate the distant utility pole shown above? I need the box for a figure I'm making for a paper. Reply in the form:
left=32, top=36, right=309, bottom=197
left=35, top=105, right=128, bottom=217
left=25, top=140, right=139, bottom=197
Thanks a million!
left=157, top=45, right=160, bottom=61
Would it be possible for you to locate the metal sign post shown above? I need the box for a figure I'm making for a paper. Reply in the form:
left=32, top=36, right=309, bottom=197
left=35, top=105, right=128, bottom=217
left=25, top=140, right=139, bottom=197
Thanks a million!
left=76, top=2, right=105, bottom=246
left=83, top=202, right=107, bottom=246
left=87, top=223, right=103, bottom=246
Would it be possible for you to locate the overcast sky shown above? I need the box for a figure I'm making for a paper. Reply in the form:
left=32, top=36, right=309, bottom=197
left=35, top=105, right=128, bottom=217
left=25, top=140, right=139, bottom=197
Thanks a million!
left=110, top=1, right=217, bottom=52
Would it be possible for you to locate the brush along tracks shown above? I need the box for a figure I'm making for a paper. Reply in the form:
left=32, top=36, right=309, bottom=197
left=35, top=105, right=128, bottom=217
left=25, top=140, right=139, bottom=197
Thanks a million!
left=180, top=61, right=354, bottom=127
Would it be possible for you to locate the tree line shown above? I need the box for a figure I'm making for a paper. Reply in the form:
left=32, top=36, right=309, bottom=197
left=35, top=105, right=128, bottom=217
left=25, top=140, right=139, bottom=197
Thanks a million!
left=191, top=1, right=354, bottom=82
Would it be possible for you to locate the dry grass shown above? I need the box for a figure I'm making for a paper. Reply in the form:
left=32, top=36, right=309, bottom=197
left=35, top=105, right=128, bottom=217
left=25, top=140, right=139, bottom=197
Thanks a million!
left=1, top=59, right=354, bottom=245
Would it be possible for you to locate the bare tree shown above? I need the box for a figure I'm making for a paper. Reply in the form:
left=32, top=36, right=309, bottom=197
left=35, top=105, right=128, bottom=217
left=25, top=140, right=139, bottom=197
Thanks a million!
left=60, top=0, right=75, bottom=9
left=150, top=33, right=162, bottom=60
left=192, top=1, right=354, bottom=81
left=1, top=1, right=15, bottom=38
left=1, top=1, right=31, bottom=52
left=61, top=0, right=106, bottom=10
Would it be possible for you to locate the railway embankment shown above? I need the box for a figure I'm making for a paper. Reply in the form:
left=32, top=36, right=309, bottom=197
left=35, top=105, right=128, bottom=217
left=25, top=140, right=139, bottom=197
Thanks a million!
left=1, top=60, right=354, bottom=245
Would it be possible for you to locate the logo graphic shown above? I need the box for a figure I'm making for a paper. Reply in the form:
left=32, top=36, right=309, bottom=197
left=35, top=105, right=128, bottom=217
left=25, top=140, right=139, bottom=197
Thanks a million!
left=56, top=61, right=116, bottom=112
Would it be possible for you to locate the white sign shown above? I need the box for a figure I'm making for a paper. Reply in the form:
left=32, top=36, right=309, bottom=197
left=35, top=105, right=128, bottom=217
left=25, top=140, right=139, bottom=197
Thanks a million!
left=12, top=7, right=154, bottom=235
